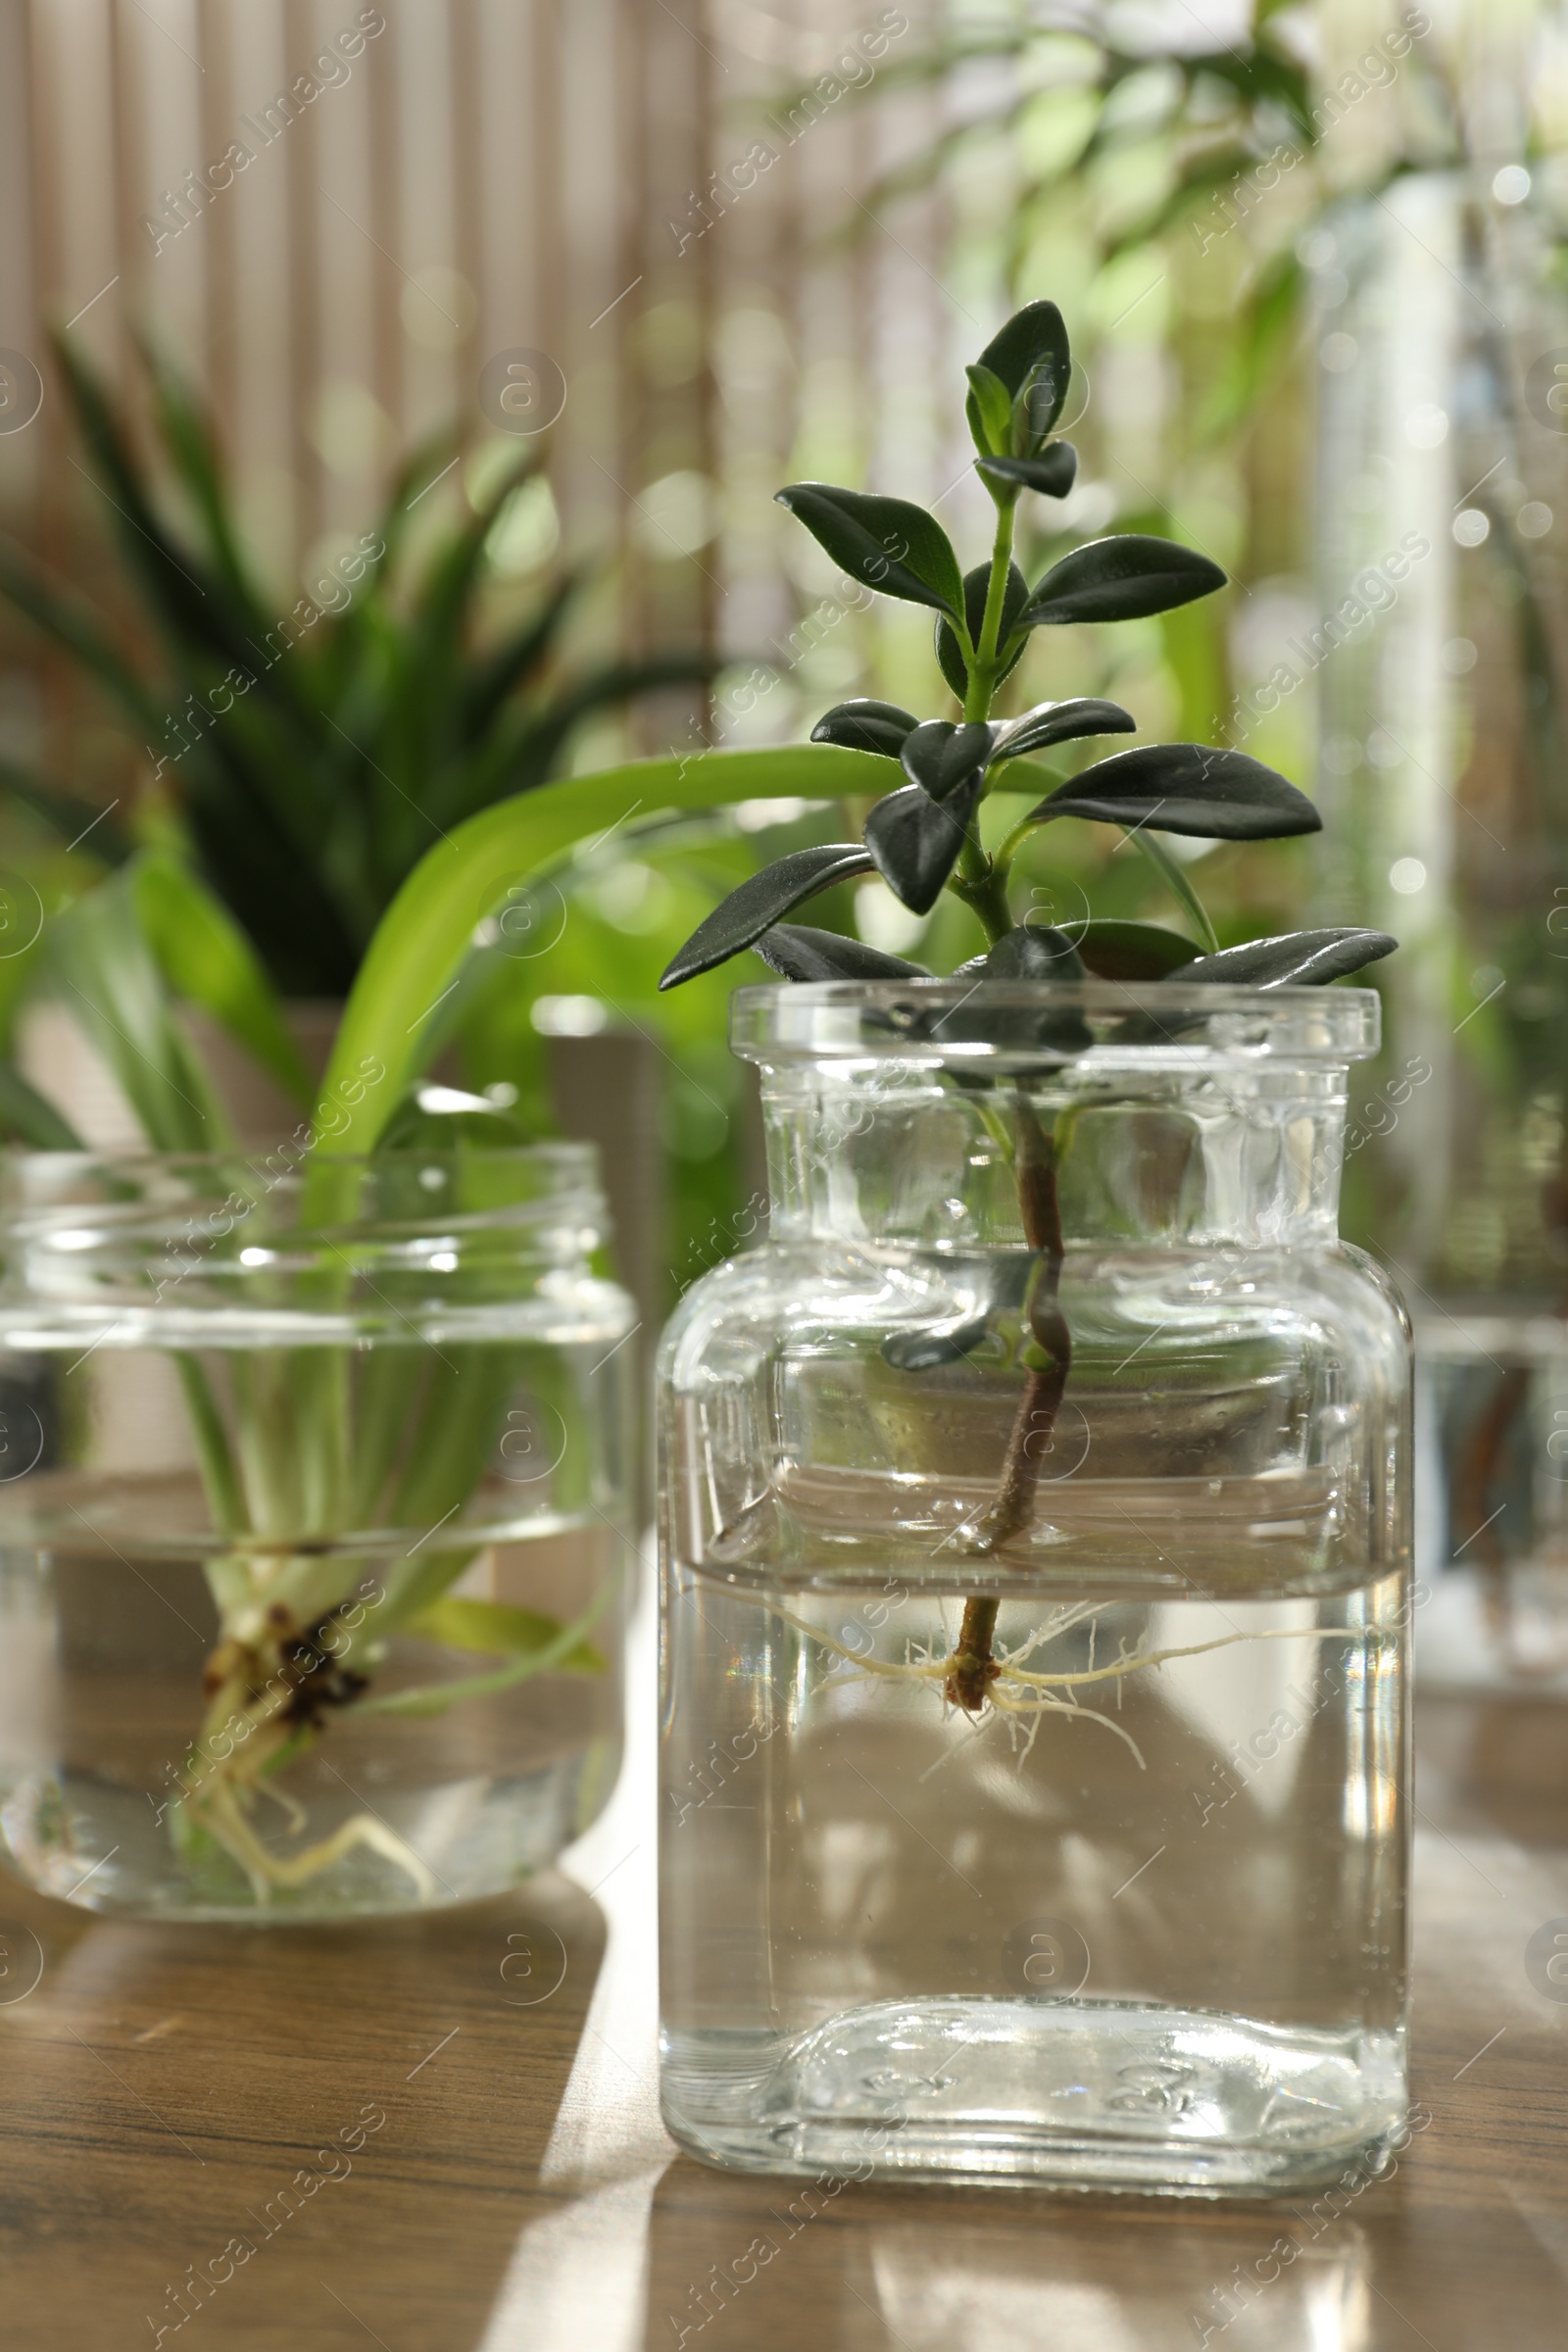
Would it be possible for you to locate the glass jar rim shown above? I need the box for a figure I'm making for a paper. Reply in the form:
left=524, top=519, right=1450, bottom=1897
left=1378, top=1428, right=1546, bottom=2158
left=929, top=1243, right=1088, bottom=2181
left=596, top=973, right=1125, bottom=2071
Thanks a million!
left=1, top=1139, right=598, bottom=1184
left=0, top=1141, right=607, bottom=1242
left=731, top=979, right=1381, bottom=1066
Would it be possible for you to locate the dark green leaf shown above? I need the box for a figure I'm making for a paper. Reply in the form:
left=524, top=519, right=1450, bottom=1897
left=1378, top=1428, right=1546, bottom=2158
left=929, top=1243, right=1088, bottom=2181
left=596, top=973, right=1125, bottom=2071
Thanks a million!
left=138, top=335, right=265, bottom=612
left=659, top=842, right=874, bottom=990
left=964, top=364, right=1013, bottom=458
left=753, top=924, right=931, bottom=982
left=52, top=336, right=264, bottom=680
left=973, top=923, right=1088, bottom=981
left=775, top=484, right=963, bottom=615
left=810, top=699, right=919, bottom=759
left=992, top=698, right=1135, bottom=764
left=976, top=301, right=1071, bottom=425
left=936, top=561, right=1029, bottom=701
left=1124, top=828, right=1219, bottom=952
left=1022, top=535, right=1227, bottom=627
left=1074, top=920, right=1201, bottom=980
left=864, top=779, right=979, bottom=914
left=901, top=719, right=996, bottom=802
left=373, top=429, right=459, bottom=570
left=1032, top=744, right=1321, bottom=840
left=0, top=758, right=132, bottom=865
left=1185, top=47, right=1314, bottom=144
left=951, top=924, right=1094, bottom=1056
left=0, top=540, right=166, bottom=735
left=1180, top=930, right=1398, bottom=988
left=130, top=852, right=313, bottom=1105
left=978, top=446, right=1079, bottom=500
left=458, top=568, right=583, bottom=745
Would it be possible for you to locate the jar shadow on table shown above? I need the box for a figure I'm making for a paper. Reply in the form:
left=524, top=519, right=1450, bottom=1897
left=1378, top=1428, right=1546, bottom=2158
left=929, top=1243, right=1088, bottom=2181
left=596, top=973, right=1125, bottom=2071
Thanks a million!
left=640, top=2171, right=1376, bottom=2351
left=0, top=1871, right=611, bottom=2350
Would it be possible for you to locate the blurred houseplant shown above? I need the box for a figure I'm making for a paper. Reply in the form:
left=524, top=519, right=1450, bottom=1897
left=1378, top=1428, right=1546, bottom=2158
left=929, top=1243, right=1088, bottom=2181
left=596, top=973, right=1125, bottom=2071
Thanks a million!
left=0, top=336, right=715, bottom=1000
left=0, top=337, right=742, bottom=1329
left=0, top=343, right=888, bottom=1919
left=0, top=712, right=883, bottom=1917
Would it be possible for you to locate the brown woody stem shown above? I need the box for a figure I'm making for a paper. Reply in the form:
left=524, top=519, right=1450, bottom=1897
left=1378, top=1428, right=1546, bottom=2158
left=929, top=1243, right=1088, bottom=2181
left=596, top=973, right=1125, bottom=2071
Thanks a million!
left=947, top=1095, right=1071, bottom=1711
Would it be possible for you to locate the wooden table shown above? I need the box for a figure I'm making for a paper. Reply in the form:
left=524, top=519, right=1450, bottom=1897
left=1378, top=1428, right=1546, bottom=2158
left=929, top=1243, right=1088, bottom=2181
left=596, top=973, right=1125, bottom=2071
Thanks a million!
left=1, top=1584, right=1565, bottom=2351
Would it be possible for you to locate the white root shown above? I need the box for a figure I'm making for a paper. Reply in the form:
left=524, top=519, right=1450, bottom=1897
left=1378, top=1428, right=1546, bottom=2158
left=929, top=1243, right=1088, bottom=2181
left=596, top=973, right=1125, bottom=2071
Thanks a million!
left=186, top=1776, right=436, bottom=1906
left=987, top=1684, right=1149, bottom=1769
left=761, top=1593, right=1361, bottom=1772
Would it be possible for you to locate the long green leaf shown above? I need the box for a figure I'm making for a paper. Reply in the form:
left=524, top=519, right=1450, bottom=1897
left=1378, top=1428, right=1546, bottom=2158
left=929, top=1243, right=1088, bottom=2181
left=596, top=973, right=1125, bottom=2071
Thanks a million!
left=315, top=744, right=895, bottom=1152
left=406, top=1594, right=605, bottom=1674
left=53, top=336, right=259, bottom=677
left=0, top=757, right=132, bottom=866
left=1125, top=827, right=1219, bottom=954
left=0, top=1061, right=84, bottom=1150
left=130, top=853, right=312, bottom=1106
left=359, top=1581, right=613, bottom=1718
left=0, top=542, right=166, bottom=735
left=138, top=336, right=268, bottom=613
left=46, top=874, right=233, bottom=1152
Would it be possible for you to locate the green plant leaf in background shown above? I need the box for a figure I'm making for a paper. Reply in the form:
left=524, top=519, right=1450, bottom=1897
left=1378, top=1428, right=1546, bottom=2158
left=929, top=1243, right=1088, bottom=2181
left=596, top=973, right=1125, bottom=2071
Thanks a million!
left=405, top=1594, right=605, bottom=1674
left=315, top=745, right=896, bottom=1152
left=0, top=344, right=724, bottom=1001
left=45, top=870, right=232, bottom=1152
left=0, top=1060, right=84, bottom=1150
left=130, top=854, right=312, bottom=1106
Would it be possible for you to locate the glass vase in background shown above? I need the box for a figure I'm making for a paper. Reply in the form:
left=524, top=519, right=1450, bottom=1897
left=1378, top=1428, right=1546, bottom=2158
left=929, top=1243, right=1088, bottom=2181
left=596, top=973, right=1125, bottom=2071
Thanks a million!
left=0, top=1145, right=635, bottom=1921
left=658, top=980, right=1410, bottom=2195
left=1311, top=168, right=1568, bottom=1690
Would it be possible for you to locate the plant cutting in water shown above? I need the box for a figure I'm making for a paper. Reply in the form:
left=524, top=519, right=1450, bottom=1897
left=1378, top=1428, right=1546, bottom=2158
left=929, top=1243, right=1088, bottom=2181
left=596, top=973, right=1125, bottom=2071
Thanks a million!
left=655, top=298, right=1397, bottom=1719
left=0, top=820, right=632, bottom=1907
left=0, top=305, right=1396, bottom=1912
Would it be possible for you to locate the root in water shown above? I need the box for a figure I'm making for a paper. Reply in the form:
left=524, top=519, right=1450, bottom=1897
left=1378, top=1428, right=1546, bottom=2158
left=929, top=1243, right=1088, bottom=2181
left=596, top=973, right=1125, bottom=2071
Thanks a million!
left=190, top=1775, right=436, bottom=1907
left=766, top=1596, right=1358, bottom=1774
left=176, top=1596, right=435, bottom=1907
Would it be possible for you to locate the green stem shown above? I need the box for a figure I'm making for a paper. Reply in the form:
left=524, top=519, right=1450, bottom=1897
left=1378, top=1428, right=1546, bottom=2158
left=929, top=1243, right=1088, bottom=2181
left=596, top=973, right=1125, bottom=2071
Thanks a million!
left=955, top=836, right=1013, bottom=943
left=964, top=489, right=1018, bottom=722
left=948, top=490, right=1021, bottom=941
left=174, top=1356, right=248, bottom=1540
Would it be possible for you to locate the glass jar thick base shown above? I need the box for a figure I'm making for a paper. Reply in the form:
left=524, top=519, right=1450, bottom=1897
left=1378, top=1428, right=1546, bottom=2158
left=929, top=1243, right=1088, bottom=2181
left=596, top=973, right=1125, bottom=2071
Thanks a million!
left=662, top=1997, right=1408, bottom=2196
left=0, top=1739, right=622, bottom=1923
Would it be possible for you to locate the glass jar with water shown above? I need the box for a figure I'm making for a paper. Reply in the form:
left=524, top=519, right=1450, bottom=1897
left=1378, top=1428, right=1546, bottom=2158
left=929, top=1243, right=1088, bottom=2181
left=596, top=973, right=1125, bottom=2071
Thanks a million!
left=0, top=1144, right=633, bottom=1920
left=659, top=979, right=1410, bottom=2194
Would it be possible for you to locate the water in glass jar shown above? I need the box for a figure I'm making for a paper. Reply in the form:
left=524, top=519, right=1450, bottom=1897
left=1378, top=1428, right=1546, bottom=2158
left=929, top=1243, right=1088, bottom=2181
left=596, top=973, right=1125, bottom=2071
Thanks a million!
left=661, top=1557, right=1406, bottom=2194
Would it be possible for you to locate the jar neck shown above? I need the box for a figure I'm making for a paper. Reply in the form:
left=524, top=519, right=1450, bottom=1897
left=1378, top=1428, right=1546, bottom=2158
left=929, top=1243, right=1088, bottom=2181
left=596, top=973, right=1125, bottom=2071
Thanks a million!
left=0, top=1146, right=611, bottom=1310
left=758, top=1062, right=1352, bottom=1251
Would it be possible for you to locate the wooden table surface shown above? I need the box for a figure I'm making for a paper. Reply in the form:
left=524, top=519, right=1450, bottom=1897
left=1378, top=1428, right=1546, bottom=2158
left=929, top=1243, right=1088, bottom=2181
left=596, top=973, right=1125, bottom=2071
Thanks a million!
left=1, top=1578, right=1565, bottom=2352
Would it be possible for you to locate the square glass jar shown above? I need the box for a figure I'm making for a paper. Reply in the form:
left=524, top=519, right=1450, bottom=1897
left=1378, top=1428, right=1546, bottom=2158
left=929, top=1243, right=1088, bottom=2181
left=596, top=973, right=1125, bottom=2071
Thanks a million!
left=658, top=981, right=1410, bottom=2194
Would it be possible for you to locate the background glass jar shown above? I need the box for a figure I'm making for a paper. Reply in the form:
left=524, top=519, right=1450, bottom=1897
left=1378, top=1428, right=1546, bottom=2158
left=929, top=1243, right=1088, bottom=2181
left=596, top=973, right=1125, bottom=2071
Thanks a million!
left=0, top=1145, right=635, bottom=1922
left=659, top=981, right=1411, bottom=2196
left=1311, top=172, right=1568, bottom=1690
